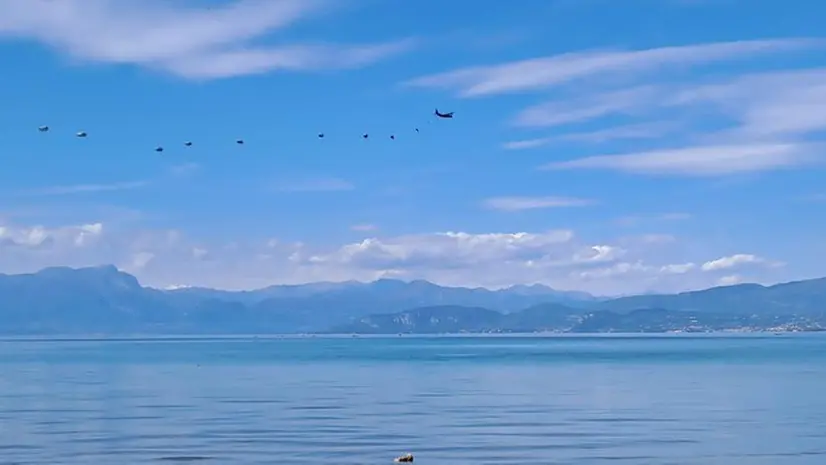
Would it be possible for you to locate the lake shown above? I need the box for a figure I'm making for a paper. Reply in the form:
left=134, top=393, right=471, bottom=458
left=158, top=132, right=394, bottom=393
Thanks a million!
left=1, top=334, right=825, bottom=464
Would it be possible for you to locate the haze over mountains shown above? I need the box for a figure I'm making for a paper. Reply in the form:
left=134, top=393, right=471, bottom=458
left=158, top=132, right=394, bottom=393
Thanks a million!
left=0, top=265, right=824, bottom=335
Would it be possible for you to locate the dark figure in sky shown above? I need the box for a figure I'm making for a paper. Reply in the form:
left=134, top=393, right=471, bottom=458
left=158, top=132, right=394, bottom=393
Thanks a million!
left=390, top=135, right=395, bottom=140
left=318, top=133, right=324, bottom=138
left=76, top=131, right=87, bottom=138
left=363, top=133, right=369, bottom=139
left=38, top=125, right=49, bottom=132
left=155, top=146, right=164, bottom=152
left=434, top=108, right=454, bottom=118
left=415, top=128, right=419, bottom=132
left=184, top=141, right=193, bottom=147
left=236, top=139, right=244, bottom=145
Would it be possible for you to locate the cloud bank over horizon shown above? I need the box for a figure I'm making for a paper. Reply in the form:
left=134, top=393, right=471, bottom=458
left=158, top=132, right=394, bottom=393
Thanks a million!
left=0, top=218, right=787, bottom=295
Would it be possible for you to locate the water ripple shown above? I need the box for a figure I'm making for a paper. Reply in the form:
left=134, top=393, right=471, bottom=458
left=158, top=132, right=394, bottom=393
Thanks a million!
left=1, top=335, right=825, bottom=464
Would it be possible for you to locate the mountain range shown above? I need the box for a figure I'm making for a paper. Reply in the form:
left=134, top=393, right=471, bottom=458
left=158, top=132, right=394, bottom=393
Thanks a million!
left=0, top=265, right=824, bottom=335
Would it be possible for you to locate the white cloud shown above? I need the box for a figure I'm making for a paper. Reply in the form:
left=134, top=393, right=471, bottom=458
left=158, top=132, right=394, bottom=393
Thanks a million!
left=511, top=68, right=826, bottom=139
left=502, top=137, right=553, bottom=150
left=676, top=72, right=826, bottom=148
left=513, top=86, right=662, bottom=127
left=351, top=224, right=378, bottom=232
left=557, top=123, right=677, bottom=143
left=576, top=261, right=649, bottom=280
left=660, top=263, right=696, bottom=274
left=717, top=274, right=743, bottom=286
left=540, top=142, right=818, bottom=176
left=502, top=123, right=676, bottom=151
left=0, top=0, right=414, bottom=79
left=164, top=39, right=417, bottom=79
left=0, top=220, right=788, bottom=295
left=483, top=196, right=595, bottom=211
left=130, top=251, right=155, bottom=270
left=404, top=38, right=821, bottom=97
left=450, top=46, right=826, bottom=178
left=0, top=222, right=103, bottom=249
left=701, top=253, right=764, bottom=271
left=191, top=247, right=209, bottom=260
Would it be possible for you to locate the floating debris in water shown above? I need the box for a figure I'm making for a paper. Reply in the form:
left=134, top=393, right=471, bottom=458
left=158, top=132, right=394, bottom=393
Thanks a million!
left=394, top=453, right=414, bottom=462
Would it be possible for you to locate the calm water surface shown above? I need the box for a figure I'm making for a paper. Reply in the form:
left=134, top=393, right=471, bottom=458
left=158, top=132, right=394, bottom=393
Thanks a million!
left=1, top=334, right=825, bottom=464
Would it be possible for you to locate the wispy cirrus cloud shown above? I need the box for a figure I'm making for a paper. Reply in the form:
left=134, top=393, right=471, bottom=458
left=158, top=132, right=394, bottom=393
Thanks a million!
left=483, top=196, right=595, bottom=211
left=502, top=123, right=677, bottom=150
left=502, top=138, right=554, bottom=150
left=406, top=33, right=826, bottom=177
left=17, top=180, right=150, bottom=196
left=12, top=160, right=202, bottom=198
left=0, top=0, right=415, bottom=79
left=403, top=38, right=822, bottom=97
left=540, top=143, right=819, bottom=176
left=512, top=86, right=663, bottom=127
left=520, top=67, right=826, bottom=175
left=556, top=123, right=677, bottom=143
left=511, top=68, right=826, bottom=136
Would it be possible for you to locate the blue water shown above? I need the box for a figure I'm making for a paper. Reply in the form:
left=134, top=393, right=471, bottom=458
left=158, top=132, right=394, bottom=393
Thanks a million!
left=1, top=334, right=825, bottom=464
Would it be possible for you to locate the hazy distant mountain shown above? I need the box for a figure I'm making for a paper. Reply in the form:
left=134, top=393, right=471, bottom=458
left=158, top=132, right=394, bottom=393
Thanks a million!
left=0, top=265, right=823, bottom=334
left=0, top=266, right=594, bottom=334
left=164, top=278, right=598, bottom=307
left=597, top=279, right=826, bottom=317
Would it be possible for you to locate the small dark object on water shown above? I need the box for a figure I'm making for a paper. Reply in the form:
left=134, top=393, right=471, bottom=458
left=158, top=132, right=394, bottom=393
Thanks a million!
left=394, top=453, right=414, bottom=462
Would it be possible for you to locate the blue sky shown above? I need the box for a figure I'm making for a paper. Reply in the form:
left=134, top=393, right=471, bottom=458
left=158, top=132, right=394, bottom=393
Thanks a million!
left=0, top=0, right=824, bottom=294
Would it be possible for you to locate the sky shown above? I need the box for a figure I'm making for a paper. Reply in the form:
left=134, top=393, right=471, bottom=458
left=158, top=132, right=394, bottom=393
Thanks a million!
left=0, top=0, right=824, bottom=295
